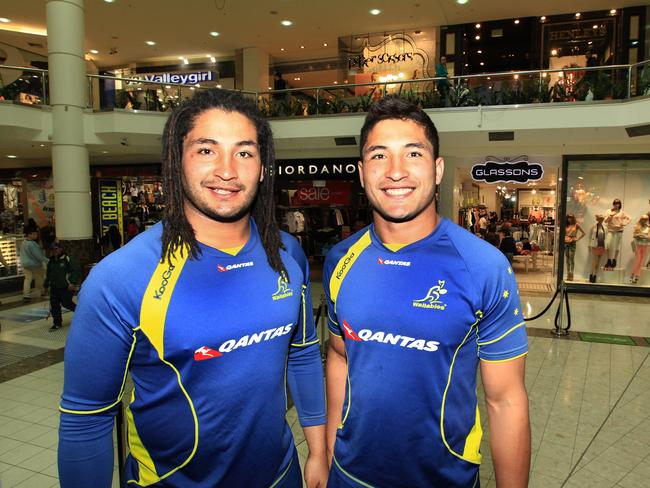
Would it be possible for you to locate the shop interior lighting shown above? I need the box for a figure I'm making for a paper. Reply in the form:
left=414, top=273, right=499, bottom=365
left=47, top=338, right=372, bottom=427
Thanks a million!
left=280, top=48, right=285, bottom=51
left=183, top=58, right=189, bottom=65
left=475, top=35, right=480, bottom=40
left=542, top=72, right=547, bottom=78
left=514, top=74, right=519, bottom=79
left=514, top=19, right=520, bottom=24
left=333, top=81, right=338, bottom=84
left=0, top=17, right=10, bottom=23
left=369, top=9, right=381, bottom=15
left=540, top=16, right=546, bottom=21
left=210, top=31, right=220, bottom=37
left=593, top=25, right=598, bottom=29
left=210, top=56, right=216, bottom=63
left=323, top=43, right=328, bottom=47
left=294, top=77, right=301, bottom=81
left=575, top=13, right=581, bottom=18
left=475, top=23, right=481, bottom=28
left=89, top=49, right=99, bottom=54
left=456, top=0, right=469, bottom=4
left=551, top=49, right=558, bottom=56
left=281, top=20, right=293, bottom=26
left=480, top=62, right=484, bottom=66
left=146, top=41, right=156, bottom=46
left=300, top=45, right=304, bottom=49
left=7, top=155, right=17, bottom=159
left=478, top=50, right=482, bottom=54
left=610, top=9, right=617, bottom=15
left=104, top=0, right=115, bottom=3
left=165, top=85, right=171, bottom=89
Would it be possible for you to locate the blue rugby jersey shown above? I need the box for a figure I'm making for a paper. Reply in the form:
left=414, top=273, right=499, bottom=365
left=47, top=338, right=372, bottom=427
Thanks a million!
left=59, top=221, right=325, bottom=488
left=323, top=218, right=528, bottom=488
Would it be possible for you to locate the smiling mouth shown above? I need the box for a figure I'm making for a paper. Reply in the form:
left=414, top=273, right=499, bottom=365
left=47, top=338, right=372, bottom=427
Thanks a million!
left=383, top=188, right=414, bottom=196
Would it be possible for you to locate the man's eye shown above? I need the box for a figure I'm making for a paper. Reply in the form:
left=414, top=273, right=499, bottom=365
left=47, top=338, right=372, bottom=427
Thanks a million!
left=237, top=151, right=253, bottom=158
left=198, top=148, right=213, bottom=155
left=408, top=152, right=422, bottom=157
left=370, top=154, right=386, bottom=160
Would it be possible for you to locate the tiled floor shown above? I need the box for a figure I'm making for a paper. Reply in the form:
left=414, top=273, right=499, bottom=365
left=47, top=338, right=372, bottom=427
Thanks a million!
left=0, top=284, right=648, bottom=487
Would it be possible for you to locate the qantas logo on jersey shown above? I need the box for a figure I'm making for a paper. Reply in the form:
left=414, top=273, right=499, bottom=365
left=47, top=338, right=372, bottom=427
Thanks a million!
left=342, top=320, right=439, bottom=352
left=272, top=275, right=294, bottom=301
left=194, top=346, right=222, bottom=361
left=377, top=257, right=411, bottom=266
left=217, top=261, right=254, bottom=272
left=412, top=280, right=448, bottom=310
left=153, top=264, right=176, bottom=300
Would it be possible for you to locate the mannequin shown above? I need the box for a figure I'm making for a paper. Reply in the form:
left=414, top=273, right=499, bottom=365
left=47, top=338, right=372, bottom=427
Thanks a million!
left=564, top=213, right=585, bottom=281
left=603, top=199, right=631, bottom=269
left=588, top=214, right=606, bottom=283
left=629, top=215, right=650, bottom=284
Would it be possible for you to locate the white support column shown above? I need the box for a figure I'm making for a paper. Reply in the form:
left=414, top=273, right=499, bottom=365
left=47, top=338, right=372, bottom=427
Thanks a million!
left=237, top=47, right=270, bottom=93
left=46, top=0, right=92, bottom=243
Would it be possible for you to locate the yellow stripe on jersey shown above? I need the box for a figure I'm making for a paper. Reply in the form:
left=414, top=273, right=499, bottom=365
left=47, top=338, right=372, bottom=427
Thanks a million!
left=476, top=321, right=525, bottom=346
left=480, top=351, right=528, bottom=363
left=129, top=250, right=200, bottom=486
left=126, top=390, right=158, bottom=485
left=462, top=405, right=483, bottom=464
left=383, top=243, right=407, bottom=252
left=269, top=457, right=294, bottom=488
left=329, top=231, right=372, bottom=306
left=219, top=245, right=244, bottom=256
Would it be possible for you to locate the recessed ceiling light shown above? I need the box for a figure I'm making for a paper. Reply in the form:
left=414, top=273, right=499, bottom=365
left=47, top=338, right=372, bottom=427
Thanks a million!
left=475, top=35, right=480, bottom=40
left=0, top=17, right=10, bottom=23
left=323, top=42, right=328, bottom=47
left=7, top=155, right=17, bottom=159
left=540, top=16, right=546, bottom=21
left=478, top=50, right=482, bottom=54
left=210, top=31, right=220, bottom=37
left=101, top=150, right=109, bottom=154
left=593, top=24, right=598, bottom=29
left=183, top=58, right=189, bottom=65
left=334, top=81, right=338, bottom=84
left=178, top=56, right=184, bottom=60
left=369, top=9, right=381, bottom=15
left=210, top=56, right=216, bottom=63
left=280, top=48, right=285, bottom=51
left=281, top=20, right=293, bottom=26
left=575, top=13, right=581, bottom=18
left=480, top=62, right=484, bottom=66
left=475, top=23, right=481, bottom=28
left=300, top=45, right=305, bottom=49
left=514, top=19, right=520, bottom=24
left=551, top=49, right=558, bottom=55
left=89, top=49, right=99, bottom=54
left=610, top=9, right=617, bottom=14
left=456, top=0, right=468, bottom=4
left=39, top=144, right=45, bottom=147
left=104, top=0, right=115, bottom=3
left=294, top=77, right=301, bottom=81
left=146, top=41, right=156, bottom=46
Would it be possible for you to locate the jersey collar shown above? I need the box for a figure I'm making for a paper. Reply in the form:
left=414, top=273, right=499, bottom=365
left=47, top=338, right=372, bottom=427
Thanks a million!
left=369, top=217, right=450, bottom=254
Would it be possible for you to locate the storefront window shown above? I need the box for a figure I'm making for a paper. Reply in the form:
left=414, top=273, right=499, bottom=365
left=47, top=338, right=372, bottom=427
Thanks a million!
left=563, top=157, right=650, bottom=288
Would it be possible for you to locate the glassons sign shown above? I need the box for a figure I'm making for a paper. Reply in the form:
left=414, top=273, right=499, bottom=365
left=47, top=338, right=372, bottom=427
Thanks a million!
left=471, top=156, right=544, bottom=184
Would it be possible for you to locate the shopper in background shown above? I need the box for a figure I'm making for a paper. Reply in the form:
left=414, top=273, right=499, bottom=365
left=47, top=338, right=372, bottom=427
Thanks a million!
left=19, top=229, right=48, bottom=301
left=325, top=96, right=530, bottom=488
left=499, top=228, right=517, bottom=263
left=435, top=56, right=450, bottom=99
left=43, top=242, right=80, bottom=331
left=58, top=89, right=327, bottom=488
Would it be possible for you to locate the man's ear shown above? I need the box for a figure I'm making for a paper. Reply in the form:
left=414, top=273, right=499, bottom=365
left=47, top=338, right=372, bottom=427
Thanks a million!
left=358, top=160, right=365, bottom=189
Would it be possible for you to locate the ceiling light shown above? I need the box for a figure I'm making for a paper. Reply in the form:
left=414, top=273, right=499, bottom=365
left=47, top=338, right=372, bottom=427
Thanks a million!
left=487, top=77, right=491, bottom=80
left=369, top=9, right=381, bottom=15
left=575, top=13, right=581, bottom=18
left=101, top=150, right=109, bottom=154
left=456, top=0, right=468, bottom=4
left=593, top=25, right=598, bottom=29
left=300, top=45, right=304, bottom=49
left=190, top=87, right=195, bottom=91
left=146, top=41, right=156, bottom=46
left=104, top=0, right=115, bottom=3
left=0, top=17, right=10, bottom=23
left=514, top=74, right=519, bottom=79
left=89, top=49, right=99, bottom=54
left=531, top=189, right=537, bottom=194
left=294, top=77, right=301, bottom=81
left=178, top=56, right=184, bottom=60
left=333, top=81, right=338, bottom=84
left=281, top=20, right=293, bottom=26
left=210, top=31, right=220, bottom=37
left=551, top=49, right=558, bottom=56
left=588, top=41, right=593, bottom=45
left=183, top=58, right=189, bottom=65
left=165, top=85, right=171, bottom=89
left=280, top=48, right=285, bottom=51
left=7, top=155, right=17, bottom=159
left=39, top=144, right=45, bottom=147
left=477, top=50, right=482, bottom=54
left=216, top=84, right=221, bottom=88
left=610, top=9, right=617, bottom=14
left=475, top=35, right=480, bottom=40
left=540, top=16, right=546, bottom=21
left=514, top=19, right=520, bottom=24
left=550, top=190, right=556, bottom=195
left=475, top=23, right=481, bottom=28
left=323, top=42, right=328, bottom=47
left=210, top=56, right=216, bottom=63
left=480, top=62, right=484, bottom=66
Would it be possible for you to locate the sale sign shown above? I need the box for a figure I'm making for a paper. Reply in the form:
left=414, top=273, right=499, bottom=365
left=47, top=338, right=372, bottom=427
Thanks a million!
left=290, top=181, right=352, bottom=206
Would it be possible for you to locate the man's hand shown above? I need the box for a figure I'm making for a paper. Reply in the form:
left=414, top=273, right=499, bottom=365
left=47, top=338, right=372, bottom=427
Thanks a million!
left=304, top=451, right=329, bottom=488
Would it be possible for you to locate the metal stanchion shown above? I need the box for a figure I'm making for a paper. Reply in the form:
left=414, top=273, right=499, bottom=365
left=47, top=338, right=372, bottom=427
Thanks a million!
left=116, top=403, right=126, bottom=488
left=551, top=282, right=571, bottom=336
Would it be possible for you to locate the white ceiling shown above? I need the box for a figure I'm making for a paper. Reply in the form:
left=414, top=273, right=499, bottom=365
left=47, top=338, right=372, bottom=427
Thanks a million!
left=0, top=1, right=646, bottom=68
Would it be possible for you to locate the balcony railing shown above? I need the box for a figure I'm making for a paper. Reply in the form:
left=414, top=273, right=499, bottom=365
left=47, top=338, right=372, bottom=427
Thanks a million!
left=1, top=61, right=648, bottom=117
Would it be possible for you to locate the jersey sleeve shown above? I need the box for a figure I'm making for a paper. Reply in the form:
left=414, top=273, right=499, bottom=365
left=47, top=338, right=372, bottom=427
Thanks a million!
left=283, top=235, right=326, bottom=427
left=322, top=250, right=342, bottom=337
left=58, top=259, right=139, bottom=486
left=475, top=254, right=528, bottom=362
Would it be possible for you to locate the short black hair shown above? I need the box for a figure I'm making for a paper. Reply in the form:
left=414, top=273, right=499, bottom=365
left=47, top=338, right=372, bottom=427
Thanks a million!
left=359, top=95, right=439, bottom=160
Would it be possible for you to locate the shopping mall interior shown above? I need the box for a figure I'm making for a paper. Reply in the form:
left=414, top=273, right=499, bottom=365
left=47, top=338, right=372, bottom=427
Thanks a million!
left=0, top=1, right=649, bottom=487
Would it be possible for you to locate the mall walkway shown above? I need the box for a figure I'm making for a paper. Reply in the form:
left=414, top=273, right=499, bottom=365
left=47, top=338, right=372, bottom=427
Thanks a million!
left=0, top=284, right=648, bottom=487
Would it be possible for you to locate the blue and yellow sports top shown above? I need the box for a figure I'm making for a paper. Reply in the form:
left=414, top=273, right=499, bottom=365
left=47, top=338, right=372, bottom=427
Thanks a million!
left=59, top=221, right=325, bottom=487
left=323, top=218, right=528, bottom=488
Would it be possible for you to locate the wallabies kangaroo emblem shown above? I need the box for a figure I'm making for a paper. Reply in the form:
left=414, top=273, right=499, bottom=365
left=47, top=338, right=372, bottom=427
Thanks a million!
left=414, top=280, right=448, bottom=304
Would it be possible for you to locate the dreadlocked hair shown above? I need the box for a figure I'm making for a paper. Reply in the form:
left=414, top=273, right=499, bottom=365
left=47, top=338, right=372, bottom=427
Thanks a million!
left=160, top=88, right=287, bottom=278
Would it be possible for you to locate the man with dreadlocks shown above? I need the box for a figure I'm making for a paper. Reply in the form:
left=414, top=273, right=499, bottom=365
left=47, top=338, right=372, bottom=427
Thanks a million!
left=58, top=90, right=328, bottom=488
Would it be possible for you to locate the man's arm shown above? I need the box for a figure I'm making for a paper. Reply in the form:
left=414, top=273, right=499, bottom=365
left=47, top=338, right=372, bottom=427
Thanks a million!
left=480, top=356, right=530, bottom=488
left=325, top=333, right=347, bottom=464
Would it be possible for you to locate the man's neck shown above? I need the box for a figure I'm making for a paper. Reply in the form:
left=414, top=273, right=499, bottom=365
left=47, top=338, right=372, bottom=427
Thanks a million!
left=185, top=206, right=252, bottom=250
left=373, top=210, right=440, bottom=246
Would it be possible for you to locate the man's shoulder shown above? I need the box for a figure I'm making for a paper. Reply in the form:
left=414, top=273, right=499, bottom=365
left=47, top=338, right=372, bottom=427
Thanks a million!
left=324, top=226, right=371, bottom=270
left=443, top=220, right=509, bottom=269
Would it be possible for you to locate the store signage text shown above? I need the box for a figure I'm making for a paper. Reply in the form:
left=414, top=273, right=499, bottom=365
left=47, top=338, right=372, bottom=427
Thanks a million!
left=290, top=181, right=352, bottom=206
left=471, top=157, right=544, bottom=184
left=548, top=25, right=607, bottom=42
left=98, top=179, right=124, bottom=241
left=348, top=53, right=414, bottom=70
left=277, top=160, right=358, bottom=180
left=129, top=71, right=215, bottom=85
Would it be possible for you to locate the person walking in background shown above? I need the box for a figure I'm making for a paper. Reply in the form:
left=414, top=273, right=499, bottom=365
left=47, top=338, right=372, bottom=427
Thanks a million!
left=20, top=229, right=48, bottom=301
left=44, top=242, right=80, bottom=331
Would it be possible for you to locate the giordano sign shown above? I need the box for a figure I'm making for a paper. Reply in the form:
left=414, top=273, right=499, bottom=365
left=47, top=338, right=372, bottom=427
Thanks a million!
left=471, top=156, right=544, bottom=184
left=276, top=159, right=358, bottom=180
